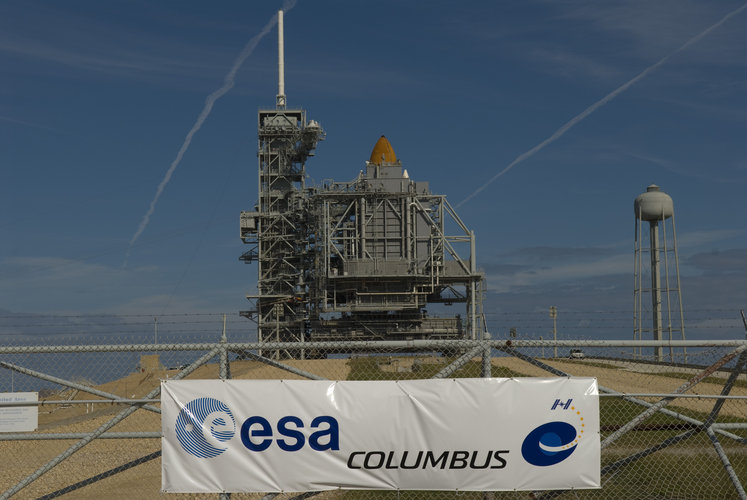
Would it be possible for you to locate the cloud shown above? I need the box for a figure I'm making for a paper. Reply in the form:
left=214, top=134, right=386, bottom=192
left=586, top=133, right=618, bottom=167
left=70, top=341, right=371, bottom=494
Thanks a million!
left=485, top=253, right=630, bottom=293
left=0, top=256, right=125, bottom=284
left=458, top=0, right=747, bottom=207
left=0, top=115, right=58, bottom=132
left=524, top=47, right=624, bottom=82
left=481, top=239, right=747, bottom=298
left=0, top=254, right=248, bottom=317
left=686, top=248, right=747, bottom=274
left=481, top=263, right=533, bottom=277
left=652, top=93, right=747, bottom=123
left=0, top=3, right=248, bottom=88
left=0, top=256, right=148, bottom=312
left=480, top=260, right=746, bottom=340
left=0, top=33, right=217, bottom=82
left=680, top=272, right=747, bottom=317
left=675, top=229, right=744, bottom=248
left=1, top=38, right=176, bottom=74
left=498, top=246, right=615, bottom=264
left=481, top=246, right=622, bottom=283
left=617, top=148, right=747, bottom=186
left=114, top=294, right=224, bottom=316
left=561, top=1, right=747, bottom=66
left=281, top=65, right=423, bottom=98
left=685, top=317, right=744, bottom=331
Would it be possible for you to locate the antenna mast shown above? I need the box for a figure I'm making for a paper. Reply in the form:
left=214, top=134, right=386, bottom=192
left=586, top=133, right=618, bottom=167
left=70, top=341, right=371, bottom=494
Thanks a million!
left=276, top=10, right=286, bottom=109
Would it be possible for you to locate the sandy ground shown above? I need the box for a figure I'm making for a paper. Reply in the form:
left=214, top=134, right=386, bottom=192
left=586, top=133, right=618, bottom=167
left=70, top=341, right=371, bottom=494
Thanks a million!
left=1, top=356, right=744, bottom=498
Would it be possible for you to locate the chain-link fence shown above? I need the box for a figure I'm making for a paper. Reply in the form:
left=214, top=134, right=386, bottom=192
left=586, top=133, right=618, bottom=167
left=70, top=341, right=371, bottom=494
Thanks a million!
left=0, top=336, right=745, bottom=499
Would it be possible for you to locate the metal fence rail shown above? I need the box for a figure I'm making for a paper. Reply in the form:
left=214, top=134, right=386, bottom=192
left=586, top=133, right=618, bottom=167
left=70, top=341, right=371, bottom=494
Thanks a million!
left=0, top=337, right=745, bottom=499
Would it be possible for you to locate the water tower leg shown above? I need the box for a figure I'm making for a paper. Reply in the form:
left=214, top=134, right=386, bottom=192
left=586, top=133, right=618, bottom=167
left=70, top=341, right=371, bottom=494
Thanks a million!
left=650, top=221, right=664, bottom=362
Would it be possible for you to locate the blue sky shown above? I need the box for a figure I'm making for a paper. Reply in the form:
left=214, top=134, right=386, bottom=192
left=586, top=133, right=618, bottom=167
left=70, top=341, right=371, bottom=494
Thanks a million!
left=2, top=0, right=746, bottom=340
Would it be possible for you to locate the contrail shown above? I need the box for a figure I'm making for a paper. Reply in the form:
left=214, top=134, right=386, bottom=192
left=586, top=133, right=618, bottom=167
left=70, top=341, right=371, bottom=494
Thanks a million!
left=124, top=1, right=296, bottom=266
left=456, top=2, right=747, bottom=208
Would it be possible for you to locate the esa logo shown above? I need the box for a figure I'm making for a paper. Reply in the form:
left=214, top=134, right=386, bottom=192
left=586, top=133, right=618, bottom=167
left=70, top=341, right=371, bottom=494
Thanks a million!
left=240, top=415, right=339, bottom=452
left=521, top=398, right=585, bottom=467
left=175, top=397, right=236, bottom=458
left=175, top=398, right=339, bottom=458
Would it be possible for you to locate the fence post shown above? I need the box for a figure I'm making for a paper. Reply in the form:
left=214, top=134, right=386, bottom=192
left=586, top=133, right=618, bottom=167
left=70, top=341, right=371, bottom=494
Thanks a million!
left=219, top=314, right=230, bottom=381
left=481, top=334, right=495, bottom=500
left=219, top=315, right=231, bottom=500
left=481, top=332, right=492, bottom=378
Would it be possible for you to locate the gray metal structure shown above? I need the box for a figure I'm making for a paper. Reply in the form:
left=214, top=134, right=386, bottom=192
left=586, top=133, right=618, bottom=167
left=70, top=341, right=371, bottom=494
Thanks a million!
left=238, top=103, right=324, bottom=355
left=633, top=184, right=686, bottom=362
left=239, top=13, right=485, bottom=356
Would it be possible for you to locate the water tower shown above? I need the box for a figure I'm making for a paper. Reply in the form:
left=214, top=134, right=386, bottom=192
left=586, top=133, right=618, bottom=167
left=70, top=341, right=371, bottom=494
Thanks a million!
left=633, top=184, right=686, bottom=362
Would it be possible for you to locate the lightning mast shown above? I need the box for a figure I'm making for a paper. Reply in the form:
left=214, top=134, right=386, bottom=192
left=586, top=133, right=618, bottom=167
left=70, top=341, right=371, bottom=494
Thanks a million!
left=276, top=10, right=286, bottom=109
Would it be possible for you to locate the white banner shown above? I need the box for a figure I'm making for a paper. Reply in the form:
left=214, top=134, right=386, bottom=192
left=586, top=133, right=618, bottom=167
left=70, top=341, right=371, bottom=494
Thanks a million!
left=162, top=378, right=599, bottom=493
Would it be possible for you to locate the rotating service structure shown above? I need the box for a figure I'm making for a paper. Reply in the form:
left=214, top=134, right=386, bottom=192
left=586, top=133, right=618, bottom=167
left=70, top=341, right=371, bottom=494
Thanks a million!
left=239, top=12, right=485, bottom=357
left=305, top=136, right=485, bottom=345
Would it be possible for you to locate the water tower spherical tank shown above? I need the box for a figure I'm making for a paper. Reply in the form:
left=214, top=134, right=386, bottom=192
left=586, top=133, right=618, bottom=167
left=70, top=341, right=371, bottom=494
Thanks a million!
left=634, top=184, right=674, bottom=221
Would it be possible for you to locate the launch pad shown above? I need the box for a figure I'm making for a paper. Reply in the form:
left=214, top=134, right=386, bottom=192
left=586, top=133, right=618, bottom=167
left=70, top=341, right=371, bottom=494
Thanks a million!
left=239, top=11, right=485, bottom=356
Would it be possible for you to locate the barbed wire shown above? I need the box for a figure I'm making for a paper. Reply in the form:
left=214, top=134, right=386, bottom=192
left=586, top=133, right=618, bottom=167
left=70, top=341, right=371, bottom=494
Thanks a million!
left=1, top=307, right=743, bottom=320
left=0, top=309, right=741, bottom=321
left=0, top=312, right=243, bottom=319
left=0, top=319, right=248, bottom=329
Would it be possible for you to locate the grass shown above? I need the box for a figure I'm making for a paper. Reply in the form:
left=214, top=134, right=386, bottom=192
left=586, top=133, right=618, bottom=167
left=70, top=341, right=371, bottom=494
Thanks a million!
left=601, top=396, right=747, bottom=425
left=646, top=370, right=747, bottom=389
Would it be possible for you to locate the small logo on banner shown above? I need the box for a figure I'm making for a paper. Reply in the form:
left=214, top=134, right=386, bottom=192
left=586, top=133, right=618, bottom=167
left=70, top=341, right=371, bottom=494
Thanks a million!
left=551, top=398, right=573, bottom=410
left=175, top=397, right=236, bottom=458
left=521, top=399, right=586, bottom=466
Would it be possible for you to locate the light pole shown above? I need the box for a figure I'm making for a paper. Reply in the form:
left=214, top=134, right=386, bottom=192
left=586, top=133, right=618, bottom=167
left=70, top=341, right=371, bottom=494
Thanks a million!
left=549, top=306, right=558, bottom=358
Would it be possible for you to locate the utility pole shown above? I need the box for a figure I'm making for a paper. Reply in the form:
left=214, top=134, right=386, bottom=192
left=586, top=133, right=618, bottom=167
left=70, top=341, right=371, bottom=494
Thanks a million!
left=549, top=306, right=558, bottom=358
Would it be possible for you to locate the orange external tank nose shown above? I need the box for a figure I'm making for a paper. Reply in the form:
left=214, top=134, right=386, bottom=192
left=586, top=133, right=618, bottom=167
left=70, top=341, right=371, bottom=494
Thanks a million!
left=369, top=135, right=397, bottom=165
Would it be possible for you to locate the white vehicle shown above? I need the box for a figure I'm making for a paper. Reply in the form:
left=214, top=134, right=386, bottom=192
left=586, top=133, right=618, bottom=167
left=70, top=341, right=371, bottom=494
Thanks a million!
left=569, top=349, right=585, bottom=359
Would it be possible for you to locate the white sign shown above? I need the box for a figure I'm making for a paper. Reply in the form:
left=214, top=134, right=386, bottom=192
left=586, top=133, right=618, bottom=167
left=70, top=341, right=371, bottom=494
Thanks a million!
left=0, top=392, right=38, bottom=433
left=162, top=378, right=599, bottom=493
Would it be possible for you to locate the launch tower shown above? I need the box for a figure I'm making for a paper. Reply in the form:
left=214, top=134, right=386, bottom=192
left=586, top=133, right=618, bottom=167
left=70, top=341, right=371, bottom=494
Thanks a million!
left=240, top=11, right=485, bottom=357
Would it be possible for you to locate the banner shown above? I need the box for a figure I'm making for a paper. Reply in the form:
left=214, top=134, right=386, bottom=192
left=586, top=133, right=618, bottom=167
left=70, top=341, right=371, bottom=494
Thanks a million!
left=162, top=378, right=599, bottom=493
